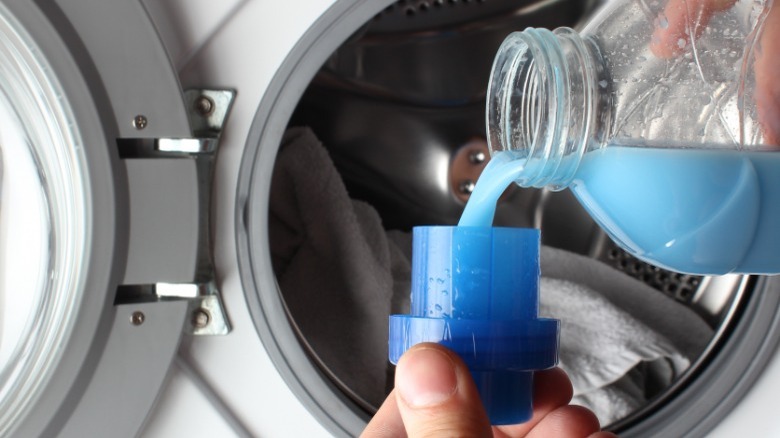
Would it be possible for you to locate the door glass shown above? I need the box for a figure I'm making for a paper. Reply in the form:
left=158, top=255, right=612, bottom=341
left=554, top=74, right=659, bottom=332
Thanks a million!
left=0, top=4, right=90, bottom=434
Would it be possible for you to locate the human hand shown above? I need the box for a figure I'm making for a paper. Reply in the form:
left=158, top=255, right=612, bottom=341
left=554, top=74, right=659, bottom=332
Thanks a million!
left=362, top=343, right=617, bottom=437
left=650, top=0, right=780, bottom=144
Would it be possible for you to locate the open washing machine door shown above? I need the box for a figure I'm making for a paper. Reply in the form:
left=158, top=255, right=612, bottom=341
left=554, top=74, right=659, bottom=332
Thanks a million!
left=8, top=0, right=780, bottom=437
left=0, top=0, right=231, bottom=436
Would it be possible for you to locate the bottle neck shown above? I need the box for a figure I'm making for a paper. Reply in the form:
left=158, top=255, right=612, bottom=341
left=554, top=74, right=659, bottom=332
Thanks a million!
left=487, top=27, right=608, bottom=190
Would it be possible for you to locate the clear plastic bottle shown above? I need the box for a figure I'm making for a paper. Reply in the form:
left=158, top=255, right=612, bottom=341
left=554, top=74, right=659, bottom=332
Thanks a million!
left=485, top=0, right=780, bottom=275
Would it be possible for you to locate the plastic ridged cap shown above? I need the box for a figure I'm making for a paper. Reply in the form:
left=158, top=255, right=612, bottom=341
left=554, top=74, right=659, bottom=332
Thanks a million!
left=389, top=226, right=559, bottom=425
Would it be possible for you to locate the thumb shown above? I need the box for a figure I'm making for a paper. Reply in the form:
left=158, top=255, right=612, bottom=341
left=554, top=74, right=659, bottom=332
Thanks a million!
left=394, top=343, right=492, bottom=437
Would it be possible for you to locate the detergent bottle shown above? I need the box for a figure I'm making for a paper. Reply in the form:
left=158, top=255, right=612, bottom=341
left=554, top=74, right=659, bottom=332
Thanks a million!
left=479, top=0, right=779, bottom=275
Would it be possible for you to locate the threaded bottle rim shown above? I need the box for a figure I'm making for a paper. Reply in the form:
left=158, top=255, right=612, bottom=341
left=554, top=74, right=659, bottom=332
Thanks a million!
left=487, top=27, right=599, bottom=190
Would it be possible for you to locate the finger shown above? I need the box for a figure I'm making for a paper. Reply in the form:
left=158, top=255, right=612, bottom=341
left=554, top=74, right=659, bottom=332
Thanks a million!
left=493, top=367, right=574, bottom=437
left=651, top=0, right=737, bottom=58
left=361, top=389, right=407, bottom=438
left=393, top=343, right=493, bottom=438
left=526, top=405, right=602, bottom=438
left=754, top=2, right=780, bottom=145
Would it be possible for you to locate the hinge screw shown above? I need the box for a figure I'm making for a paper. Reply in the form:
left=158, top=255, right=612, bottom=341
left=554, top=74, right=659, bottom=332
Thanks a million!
left=192, top=308, right=211, bottom=329
left=195, top=96, right=214, bottom=116
left=131, top=311, right=145, bottom=326
left=133, top=114, right=148, bottom=130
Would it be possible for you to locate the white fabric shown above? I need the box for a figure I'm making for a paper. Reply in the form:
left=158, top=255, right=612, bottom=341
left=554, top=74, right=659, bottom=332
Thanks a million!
left=540, top=278, right=690, bottom=424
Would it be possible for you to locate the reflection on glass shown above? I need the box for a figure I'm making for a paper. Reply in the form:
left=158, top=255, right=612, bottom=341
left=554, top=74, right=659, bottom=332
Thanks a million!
left=0, top=3, right=89, bottom=435
left=0, top=100, right=50, bottom=373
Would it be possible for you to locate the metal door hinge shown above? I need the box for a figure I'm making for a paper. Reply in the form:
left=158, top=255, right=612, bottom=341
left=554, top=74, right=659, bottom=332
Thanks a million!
left=115, top=282, right=229, bottom=335
left=115, top=89, right=235, bottom=336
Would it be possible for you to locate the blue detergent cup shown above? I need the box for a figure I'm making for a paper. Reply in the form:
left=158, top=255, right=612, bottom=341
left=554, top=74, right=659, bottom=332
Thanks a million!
left=389, top=226, right=560, bottom=424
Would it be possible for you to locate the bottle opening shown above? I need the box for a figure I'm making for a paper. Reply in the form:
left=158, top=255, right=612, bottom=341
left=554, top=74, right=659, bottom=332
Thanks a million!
left=487, top=27, right=602, bottom=190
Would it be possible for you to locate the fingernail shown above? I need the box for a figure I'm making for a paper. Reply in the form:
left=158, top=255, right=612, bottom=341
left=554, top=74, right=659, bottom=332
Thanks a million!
left=396, top=347, right=458, bottom=408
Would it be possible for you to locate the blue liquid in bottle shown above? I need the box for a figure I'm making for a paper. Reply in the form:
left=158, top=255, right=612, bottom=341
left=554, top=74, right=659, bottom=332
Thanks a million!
left=460, top=147, right=780, bottom=275
left=574, top=147, right=780, bottom=274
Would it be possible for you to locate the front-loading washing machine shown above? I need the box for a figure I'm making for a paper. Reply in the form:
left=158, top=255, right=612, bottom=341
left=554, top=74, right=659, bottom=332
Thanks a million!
left=2, top=0, right=780, bottom=437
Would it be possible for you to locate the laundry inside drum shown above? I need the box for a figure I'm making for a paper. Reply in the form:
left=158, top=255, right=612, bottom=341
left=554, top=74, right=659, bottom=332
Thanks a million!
left=267, top=0, right=748, bottom=429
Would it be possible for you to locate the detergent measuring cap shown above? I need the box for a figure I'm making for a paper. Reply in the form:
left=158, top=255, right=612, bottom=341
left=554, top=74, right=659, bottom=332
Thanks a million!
left=389, top=226, right=559, bottom=424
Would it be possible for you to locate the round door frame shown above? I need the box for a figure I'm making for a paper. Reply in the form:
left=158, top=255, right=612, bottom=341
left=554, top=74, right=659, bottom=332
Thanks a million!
left=237, top=1, right=395, bottom=436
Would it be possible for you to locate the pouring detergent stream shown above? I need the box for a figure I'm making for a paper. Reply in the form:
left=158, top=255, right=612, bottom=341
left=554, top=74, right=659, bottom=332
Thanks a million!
left=390, top=0, right=778, bottom=426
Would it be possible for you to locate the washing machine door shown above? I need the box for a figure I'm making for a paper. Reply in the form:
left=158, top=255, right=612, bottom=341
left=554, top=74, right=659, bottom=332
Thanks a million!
left=0, top=1, right=229, bottom=436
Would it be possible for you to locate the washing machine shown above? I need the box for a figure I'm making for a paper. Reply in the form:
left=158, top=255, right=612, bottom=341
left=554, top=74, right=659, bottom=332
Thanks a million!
left=1, top=0, right=779, bottom=437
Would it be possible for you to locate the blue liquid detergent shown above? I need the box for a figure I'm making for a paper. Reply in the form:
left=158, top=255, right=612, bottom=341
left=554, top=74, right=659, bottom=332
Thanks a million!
left=459, top=152, right=525, bottom=227
left=460, top=147, right=780, bottom=275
